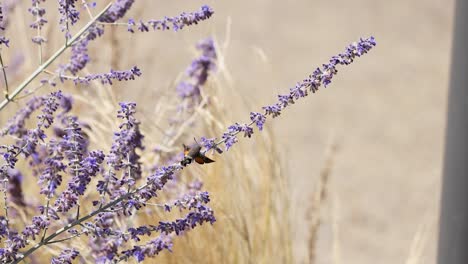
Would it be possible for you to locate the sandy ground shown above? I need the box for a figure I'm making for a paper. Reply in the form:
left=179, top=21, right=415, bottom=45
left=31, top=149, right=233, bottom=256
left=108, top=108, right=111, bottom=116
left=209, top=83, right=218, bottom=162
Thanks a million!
left=1, top=0, right=455, bottom=263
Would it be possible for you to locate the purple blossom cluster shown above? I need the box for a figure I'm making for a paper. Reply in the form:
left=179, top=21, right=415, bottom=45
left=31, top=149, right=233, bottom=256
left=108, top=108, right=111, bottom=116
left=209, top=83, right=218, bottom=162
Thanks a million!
left=29, top=0, right=48, bottom=45
left=0, top=5, right=9, bottom=47
left=51, top=248, right=79, bottom=264
left=99, top=0, right=135, bottom=23
left=63, top=66, right=142, bottom=85
left=58, top=0, right=80, bottom=39
left=0, top=1, right=20, bottom=32
left=176, top=38, right=217, bottom=100
left=127, top=5, right=214, bottom=33
left=0, top=93, right=217, bottom=263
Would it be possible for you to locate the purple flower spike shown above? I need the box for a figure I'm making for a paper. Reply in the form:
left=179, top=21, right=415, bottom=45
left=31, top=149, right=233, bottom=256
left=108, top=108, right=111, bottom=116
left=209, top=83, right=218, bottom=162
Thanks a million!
left=216, top=37, right=376, bottom=154
left=29, top=0, right=48, bottom=45
left=58, top=0, right=80, bottom=38
left=121, top=235, right=173, bottom=262
left=99, top=0, right=135, bottom=23
left=51, top=248, right=79, bottom=264
left=128, top=5, right=214, bottom=32
left=70, top=66, right=142, bottom=85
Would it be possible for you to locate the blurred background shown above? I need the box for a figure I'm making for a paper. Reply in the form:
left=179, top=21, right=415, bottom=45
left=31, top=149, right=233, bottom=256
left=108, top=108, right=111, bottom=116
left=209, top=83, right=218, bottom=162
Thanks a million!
left=0, top=0, right=455, bottom=263
left=136, top=1, right=452, bottom=263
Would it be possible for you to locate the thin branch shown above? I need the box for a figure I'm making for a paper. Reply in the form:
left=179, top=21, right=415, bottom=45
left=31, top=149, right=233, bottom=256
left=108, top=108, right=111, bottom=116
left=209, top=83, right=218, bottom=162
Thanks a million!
left=81, top=0, right=94, bottom=19
left=97, top=22, right=128, bottom=26
left=39, top=199, right=50, bottom=242
left=2, top=178, right=9, bottom=235
left=46, top=231, right=84, bottom=245
left=0, top=53, right=9, bottom=101
left=13, top=77, right=55, bottom=101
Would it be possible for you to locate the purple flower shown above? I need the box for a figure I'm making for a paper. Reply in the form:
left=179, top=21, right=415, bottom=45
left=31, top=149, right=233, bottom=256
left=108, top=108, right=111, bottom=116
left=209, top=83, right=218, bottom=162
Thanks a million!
left=5, top=91, right=64, bottom=161
left=161, top=191, right=212, bottom=213
left=240, top=125, right=254, bottom=138
left=38, top=139, right=65, bottom=197
left=37, top=91, right=62, bottom=129
left=89, top=241, right=120, bottom=262
left=51, top=248, right=79, bottom=264
left=99, top=0, right=135, bottom=23
left=89, top=213, right=121, bottom=262
left=58, top=0, right=80, bottom=38
left=128, top=5, right=214, bottom=32
left=112, top=102, right=144, bottom=173
left=0, top=6, right=3, bottom=27
left=31, top=35, right=46, bottom=44
left=0, top=6, right=7, bottom=46
left=22, top=215, right=49, bottom=240
left=278, top=94, right=294, bottom=107
left=71, top=66, right=142, bottom=85
left=128, top=226, right=152, bottom=242
left=220, top=36, right=377, bottom=153
left=137, top=20, right=149, bottom=32
left=0, top=216, right=7, bottom=238
left=28, top=0, right=48, bottom=45
left=221, top=123, right=245, bottom=151
left=0, top=36, right=9, bottom=47
left=99, top=102, right=144, bottom=197
left=0, top=147, right=20, bottom=173
left=121, top=235, right=173, bottom=262
left=176, top=82, right=197, bottom=98
left=59, top=93, right=73, bottom=114
left=65, top=39, right=90, bottom=75
left=156, top=205, right=215, bottom=235
left=53, top=118, right=104, bottom=211
left=28, top=1, right=47, bottom=26
left=145, top=165, right=180, bottom=194
left=0, top=1, right=21, bottom=30
left=1, top=91, right=71, bottom=138
left=250, top=112, right=266, bottom=131
left=200, top=137, right=222, bottom=154
left=262, top=104, right=282, bottom=118
left=127, top=18, right=135, bottom=33
left=172, top=37, right=217, bottom=129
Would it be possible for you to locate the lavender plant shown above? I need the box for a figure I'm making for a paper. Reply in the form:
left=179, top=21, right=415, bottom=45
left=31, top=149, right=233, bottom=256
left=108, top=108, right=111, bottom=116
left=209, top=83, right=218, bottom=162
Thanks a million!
left=0, top=1, right=376, bottom=263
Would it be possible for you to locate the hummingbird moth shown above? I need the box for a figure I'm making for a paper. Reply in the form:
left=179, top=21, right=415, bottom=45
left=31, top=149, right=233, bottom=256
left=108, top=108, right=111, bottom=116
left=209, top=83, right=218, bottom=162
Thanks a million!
left=182, top=142, right=215, bottom=165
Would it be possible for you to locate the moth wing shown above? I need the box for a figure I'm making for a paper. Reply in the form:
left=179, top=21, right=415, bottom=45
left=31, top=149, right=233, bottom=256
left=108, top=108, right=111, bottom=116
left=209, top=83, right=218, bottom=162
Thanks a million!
left=194, top=156, right=205, bottom=164
left=203, top=156, right=215, bottom=163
